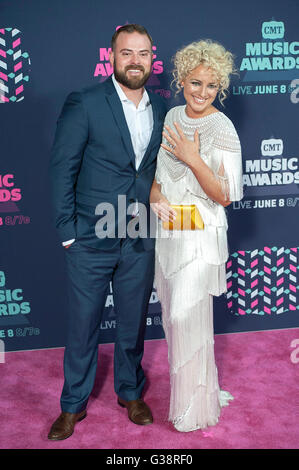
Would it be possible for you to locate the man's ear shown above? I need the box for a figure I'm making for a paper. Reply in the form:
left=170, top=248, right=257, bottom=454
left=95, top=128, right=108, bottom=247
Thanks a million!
left=109, top=50, right=114, bottom=67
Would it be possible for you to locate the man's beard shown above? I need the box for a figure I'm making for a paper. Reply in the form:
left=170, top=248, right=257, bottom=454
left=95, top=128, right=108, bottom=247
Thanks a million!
left=113, top=62, right=151, bottom=90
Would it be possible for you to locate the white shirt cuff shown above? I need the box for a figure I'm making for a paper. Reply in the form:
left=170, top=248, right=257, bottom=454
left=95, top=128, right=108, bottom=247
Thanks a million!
left=62, top=239, right=75, bottom=246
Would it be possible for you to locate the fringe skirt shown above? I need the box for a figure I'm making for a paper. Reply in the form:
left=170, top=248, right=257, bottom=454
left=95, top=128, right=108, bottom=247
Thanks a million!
left=155, top=249, right=233, bottom=432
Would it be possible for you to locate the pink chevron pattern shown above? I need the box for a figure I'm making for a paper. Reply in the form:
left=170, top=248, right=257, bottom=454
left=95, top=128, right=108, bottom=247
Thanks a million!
left=0, top=28, right=31, bottom=102
left=226, top=246, right=299, bottom=316
left=289, top=248, right=298, bottom=311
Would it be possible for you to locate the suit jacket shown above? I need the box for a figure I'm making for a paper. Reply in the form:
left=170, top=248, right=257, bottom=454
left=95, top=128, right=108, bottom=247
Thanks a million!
left=50, top=76, right=167, bottom=251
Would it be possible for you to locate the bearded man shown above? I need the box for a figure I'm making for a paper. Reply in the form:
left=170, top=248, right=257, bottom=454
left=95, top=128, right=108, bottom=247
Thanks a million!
left=48, top=24, right=166, bottom=440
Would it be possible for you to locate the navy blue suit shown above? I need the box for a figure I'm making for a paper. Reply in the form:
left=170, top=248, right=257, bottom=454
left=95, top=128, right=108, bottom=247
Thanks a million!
left=50, top=77, right=166, bottom=413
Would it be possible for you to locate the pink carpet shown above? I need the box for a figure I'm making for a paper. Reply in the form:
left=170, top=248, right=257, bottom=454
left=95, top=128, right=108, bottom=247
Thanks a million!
left=0, top=328, right=299, bottom=449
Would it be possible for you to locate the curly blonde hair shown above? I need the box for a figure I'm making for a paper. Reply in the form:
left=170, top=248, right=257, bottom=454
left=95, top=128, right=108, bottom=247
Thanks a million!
left=172, top=39, right=237, bottom=105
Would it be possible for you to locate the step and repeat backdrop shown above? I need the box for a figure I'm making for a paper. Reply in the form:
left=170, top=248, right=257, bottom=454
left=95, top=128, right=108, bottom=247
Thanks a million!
left=1, top=0, right=298, bottom=351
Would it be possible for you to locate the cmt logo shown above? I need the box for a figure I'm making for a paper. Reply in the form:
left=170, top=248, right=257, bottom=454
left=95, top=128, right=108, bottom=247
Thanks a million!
left=262, top=21, right=285, bottom=40
left=261, top=138, right=283, bottom=156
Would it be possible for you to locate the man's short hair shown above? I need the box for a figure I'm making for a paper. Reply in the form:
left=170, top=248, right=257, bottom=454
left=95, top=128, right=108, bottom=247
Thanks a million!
left=111, top=24, right=153, bottom=51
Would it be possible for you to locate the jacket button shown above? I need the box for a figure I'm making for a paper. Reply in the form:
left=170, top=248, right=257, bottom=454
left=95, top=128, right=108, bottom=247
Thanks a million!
left=136, top=173, right=139, bottom=178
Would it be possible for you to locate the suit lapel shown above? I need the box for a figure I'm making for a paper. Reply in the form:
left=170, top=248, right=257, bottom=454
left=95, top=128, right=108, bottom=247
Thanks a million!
left=105, top=78, right=136, bottom=167
left=104, top=78, right=163, bottom=171
left=138, top=92, right=161, bottom=172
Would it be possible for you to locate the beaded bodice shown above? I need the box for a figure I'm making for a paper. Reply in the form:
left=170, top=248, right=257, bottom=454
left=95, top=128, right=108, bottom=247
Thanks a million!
left=157, top=105, right=241, bottom=183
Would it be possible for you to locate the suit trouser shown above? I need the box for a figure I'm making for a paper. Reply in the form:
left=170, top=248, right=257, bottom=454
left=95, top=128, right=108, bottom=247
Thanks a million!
left=60, top=236, right=155, bottom=413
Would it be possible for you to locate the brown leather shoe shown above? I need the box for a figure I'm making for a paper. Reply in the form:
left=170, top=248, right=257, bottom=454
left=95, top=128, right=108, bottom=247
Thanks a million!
left=117, top=397, right=153, bottom=425
left=47, top=410, right=87, bottom=440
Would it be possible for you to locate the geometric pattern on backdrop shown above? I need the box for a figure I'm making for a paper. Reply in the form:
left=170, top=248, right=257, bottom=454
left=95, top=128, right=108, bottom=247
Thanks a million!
left=0, top=28, right=31, bottom=103
left=226, top=246, right=299, bottom=315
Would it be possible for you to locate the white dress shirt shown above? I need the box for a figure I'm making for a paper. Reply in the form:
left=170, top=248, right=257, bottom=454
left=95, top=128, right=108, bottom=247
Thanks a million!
left=62, top=74, right=153, bottom=246
left=112, top=73, right=153, bottom=170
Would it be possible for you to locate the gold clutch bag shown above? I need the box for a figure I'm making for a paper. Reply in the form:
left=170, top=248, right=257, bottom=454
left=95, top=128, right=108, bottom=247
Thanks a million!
left=162, top=204, right=204, bottom=231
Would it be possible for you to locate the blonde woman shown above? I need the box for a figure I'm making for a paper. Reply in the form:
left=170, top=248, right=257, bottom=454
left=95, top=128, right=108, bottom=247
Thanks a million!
left=150, top=40, right=243, bottom=432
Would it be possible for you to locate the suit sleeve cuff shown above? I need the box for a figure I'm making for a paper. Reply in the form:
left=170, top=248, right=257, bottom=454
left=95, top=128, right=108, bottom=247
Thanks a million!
left=56, top=221, right=76, bottom=244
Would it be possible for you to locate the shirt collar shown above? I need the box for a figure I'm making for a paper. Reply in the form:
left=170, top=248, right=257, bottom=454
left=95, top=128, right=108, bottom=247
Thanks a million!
left=112, top=73, right=150, bottom=109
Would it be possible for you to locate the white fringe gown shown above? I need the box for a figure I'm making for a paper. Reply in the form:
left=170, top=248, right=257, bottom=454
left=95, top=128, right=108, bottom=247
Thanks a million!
left=155, top=106, right=243, bottom=432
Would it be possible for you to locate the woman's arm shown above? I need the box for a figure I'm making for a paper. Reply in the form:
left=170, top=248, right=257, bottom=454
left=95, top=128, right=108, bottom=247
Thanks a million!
left=150, top=179, right=177, bottom=222
left=161, top=122, right=231, bottom=208
left=188, top=158, right=231, bottom=207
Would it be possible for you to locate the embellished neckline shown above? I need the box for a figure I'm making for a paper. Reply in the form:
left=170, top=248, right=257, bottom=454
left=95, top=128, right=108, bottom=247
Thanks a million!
left=180, top=106, right=223, bottom=125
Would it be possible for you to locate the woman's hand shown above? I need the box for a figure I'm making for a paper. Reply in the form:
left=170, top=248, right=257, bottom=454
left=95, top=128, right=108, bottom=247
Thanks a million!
left=161, top=122, right=200, bottom=168
left=150, top=180, right=177, bottom=223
